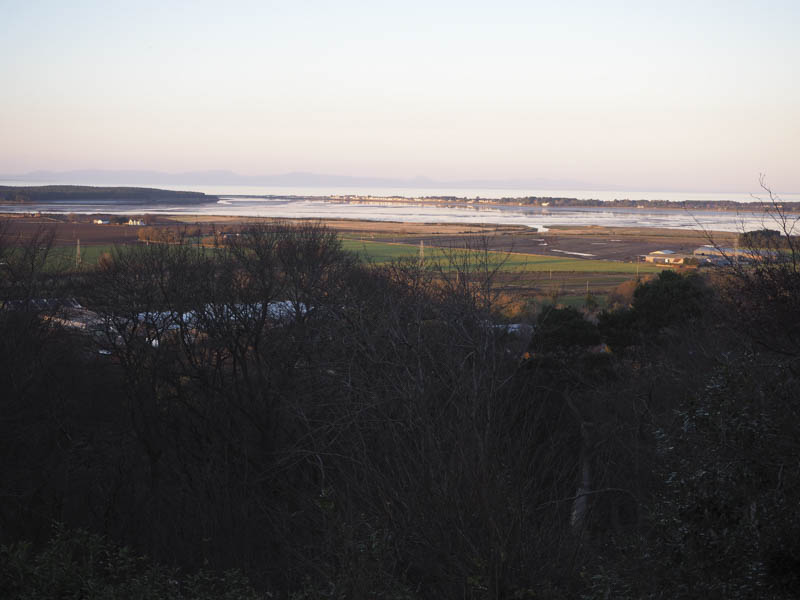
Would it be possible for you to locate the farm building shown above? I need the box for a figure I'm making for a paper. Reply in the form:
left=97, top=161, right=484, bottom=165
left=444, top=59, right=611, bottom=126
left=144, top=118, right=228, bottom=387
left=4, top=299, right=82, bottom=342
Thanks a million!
left=643, top=250, right=691, bottom=265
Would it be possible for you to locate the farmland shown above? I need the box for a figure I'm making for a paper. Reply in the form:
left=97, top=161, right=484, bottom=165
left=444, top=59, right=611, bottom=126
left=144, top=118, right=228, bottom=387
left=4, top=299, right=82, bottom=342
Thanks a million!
left=3, top=213, right=681, bottom=306
left=341, top=236, right=663, bottom=273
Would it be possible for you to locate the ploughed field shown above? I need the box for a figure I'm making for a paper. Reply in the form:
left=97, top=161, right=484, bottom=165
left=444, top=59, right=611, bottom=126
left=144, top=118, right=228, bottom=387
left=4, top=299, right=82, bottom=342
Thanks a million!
left=1, top=215, right=145, bottom=246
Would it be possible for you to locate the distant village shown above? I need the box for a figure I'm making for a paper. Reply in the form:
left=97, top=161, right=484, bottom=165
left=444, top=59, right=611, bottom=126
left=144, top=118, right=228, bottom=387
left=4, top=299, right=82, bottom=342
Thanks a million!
left=329, top=194, right=800, bottom=213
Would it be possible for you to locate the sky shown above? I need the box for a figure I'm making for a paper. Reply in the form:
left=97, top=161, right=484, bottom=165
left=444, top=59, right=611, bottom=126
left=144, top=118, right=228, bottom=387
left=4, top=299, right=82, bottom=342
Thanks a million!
left=1, top=0, right=799, bottom=192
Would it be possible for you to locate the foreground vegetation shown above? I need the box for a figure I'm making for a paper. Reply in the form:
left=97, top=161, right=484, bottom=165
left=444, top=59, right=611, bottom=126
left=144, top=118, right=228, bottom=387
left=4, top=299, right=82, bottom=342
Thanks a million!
left=1, top=220, right=799, bottom=598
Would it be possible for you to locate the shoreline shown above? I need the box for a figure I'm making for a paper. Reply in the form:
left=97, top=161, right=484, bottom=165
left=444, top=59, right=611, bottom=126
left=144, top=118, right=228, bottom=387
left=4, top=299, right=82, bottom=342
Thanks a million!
left=1, top=186, right=794, bottom=235
left=241, top=193, right=800, bottom=214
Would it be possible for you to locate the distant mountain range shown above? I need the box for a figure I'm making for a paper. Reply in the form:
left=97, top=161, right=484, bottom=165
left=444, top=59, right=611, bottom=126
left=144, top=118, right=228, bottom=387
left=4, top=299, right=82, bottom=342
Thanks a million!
left=0, top=169, right=608, bottom=191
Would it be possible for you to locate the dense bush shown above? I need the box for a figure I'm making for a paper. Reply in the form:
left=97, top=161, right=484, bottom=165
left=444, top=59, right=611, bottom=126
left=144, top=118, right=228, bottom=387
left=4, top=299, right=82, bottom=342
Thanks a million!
left=532, top=305, right=600, bottom=352
left=630, top=270, right=710, bottom=332
left=0, top=526, right=263, bottom=599
left=597, top=270, right=712, bottom=353
left=738, top=227, right=784, bottom=248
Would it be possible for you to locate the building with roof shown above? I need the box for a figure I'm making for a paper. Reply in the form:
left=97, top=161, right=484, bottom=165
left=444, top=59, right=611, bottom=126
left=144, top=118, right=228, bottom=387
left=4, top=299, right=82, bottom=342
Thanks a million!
left=643, top=250, right=691, bottom=265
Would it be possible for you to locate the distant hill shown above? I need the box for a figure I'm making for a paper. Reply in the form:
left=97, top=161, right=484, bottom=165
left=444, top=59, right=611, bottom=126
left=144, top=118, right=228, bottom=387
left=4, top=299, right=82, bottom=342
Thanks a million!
left=0, top=185, right=215, bottom=204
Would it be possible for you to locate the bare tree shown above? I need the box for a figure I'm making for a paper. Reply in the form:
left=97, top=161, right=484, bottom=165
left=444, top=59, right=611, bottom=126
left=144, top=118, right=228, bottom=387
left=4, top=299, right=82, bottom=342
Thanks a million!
left=716, top=177, right=800, bottom=360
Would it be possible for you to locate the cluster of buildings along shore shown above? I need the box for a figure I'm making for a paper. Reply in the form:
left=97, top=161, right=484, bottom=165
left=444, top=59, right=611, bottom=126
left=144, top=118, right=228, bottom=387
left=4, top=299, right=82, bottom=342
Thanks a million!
left=328, top=195, right=800, bottom=213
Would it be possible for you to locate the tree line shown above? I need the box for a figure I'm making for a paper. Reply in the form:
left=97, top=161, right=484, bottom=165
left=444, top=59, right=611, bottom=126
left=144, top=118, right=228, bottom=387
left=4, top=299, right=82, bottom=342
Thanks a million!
left=0, top=185, right=212, bottom=205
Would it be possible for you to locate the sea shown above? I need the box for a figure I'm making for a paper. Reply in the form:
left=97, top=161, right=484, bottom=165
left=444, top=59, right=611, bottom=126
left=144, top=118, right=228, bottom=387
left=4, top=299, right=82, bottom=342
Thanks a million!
left=2, top=180, right=799, bottom=234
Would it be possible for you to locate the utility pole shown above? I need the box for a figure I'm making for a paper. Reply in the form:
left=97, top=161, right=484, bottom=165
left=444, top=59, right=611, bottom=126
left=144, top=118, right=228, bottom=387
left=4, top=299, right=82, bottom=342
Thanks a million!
left=75, top=238, right=81, bottom=268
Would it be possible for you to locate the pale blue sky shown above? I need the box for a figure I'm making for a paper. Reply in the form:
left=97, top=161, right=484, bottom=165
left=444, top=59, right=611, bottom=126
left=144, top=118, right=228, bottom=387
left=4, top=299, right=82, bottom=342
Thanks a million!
left=1, top=0, right=798, bottom=191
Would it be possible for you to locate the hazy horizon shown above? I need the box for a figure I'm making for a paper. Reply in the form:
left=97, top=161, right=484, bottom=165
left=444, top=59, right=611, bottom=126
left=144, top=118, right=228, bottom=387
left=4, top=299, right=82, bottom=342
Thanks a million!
left=2, top=1, right=798, bottom=194
left=5, top=168, right=800, bottom=198
left=0, top=167, right=772, bottom=194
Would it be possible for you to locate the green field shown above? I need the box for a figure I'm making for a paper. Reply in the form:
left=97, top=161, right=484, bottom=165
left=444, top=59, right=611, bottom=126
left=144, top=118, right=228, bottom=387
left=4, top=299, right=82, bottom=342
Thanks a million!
left=44, top=242, right=211, bottom=269
left=341, top=237, right=664, bottom=274
left=2, top=244, right=116, bottom=272
left=58, top=244, right=113, bottom=266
